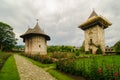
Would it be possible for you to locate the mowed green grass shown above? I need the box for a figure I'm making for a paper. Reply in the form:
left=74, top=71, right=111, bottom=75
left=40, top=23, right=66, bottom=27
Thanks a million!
left=0, top=51, right=11, bottom=61
left=0, top=55, right=20, bottom=80
left=76, top=55, right=120, bottom=71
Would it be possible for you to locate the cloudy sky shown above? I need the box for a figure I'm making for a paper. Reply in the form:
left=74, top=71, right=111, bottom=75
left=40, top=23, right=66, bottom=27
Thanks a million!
left=0, top=0, right=120, bottom=47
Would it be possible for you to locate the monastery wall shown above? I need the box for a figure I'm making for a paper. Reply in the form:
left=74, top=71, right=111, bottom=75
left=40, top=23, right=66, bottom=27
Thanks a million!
left=25, top=36, right=47, bottom=55
left=84, top=25, right=105, bottom=54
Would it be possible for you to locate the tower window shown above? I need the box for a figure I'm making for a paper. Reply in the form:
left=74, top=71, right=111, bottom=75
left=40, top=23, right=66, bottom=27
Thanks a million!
left=39, top=45, right=41, bottom=48
left=89, top=39, right=92, bottom=45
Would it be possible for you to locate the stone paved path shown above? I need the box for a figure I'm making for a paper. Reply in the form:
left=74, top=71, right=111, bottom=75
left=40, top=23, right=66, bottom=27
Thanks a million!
left=14, top=54, right=56, bottom=80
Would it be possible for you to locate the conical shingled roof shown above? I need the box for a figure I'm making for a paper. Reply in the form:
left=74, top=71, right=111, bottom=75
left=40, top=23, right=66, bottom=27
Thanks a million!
left=88, top=10, right=98, bottom=18
left=20, top=22, right=50, bottom=41
left=24, top=28, right=33, bottom=34
left=31, top=22, right=45, bottom=34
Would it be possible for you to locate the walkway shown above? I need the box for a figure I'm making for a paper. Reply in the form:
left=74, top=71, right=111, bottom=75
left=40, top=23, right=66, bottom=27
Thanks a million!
left=14, top=54, right=56, bottom=80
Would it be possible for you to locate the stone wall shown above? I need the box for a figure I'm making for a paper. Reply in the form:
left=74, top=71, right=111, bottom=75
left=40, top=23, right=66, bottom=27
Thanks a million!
left=25, top=35, right=47, bottom=55
left=84, top=25, right=105, bottom=54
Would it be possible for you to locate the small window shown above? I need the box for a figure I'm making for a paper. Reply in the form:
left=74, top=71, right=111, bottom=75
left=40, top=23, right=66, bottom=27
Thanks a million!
left=90, top=39, right=92, bottom=44
left=39, top=45, right=41, bottom=48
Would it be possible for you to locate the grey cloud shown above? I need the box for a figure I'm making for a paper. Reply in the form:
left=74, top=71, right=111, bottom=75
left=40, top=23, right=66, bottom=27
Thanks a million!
left=0, top=0, right=119, bottom=46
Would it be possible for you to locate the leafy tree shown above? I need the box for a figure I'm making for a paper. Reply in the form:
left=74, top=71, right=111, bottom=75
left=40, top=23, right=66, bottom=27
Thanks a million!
left=47, top=45, right=75, bottom=53
left=79, top=45, right=85, bottom=52
left=79, top=41, right=85, bottom=53
left=0, top=22, right=17, bottom=51
left=13, top=45, right=24, bottom=51
left=113, top=40, right=120, bottom=52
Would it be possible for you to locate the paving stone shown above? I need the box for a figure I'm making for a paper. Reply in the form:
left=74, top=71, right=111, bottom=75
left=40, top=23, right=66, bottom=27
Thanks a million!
left=14, top=54, right=56, bottom=80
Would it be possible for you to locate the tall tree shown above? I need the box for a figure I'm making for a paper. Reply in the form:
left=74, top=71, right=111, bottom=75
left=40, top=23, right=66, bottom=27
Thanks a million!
left=0, top=22, right=17, bottom=51
left=113, top=40, right=120, bottom=52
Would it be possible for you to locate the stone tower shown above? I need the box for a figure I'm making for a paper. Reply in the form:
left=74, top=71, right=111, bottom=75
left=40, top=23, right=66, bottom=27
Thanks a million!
left=78, top=10, right=112, bottom=54
left=20, top=22, right=50, bottom=55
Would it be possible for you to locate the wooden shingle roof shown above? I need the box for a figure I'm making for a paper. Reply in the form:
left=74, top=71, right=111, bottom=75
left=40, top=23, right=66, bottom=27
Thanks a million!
left=79, top=10, right=112, bottom=30
left=20, top=22, right=50, bottom=41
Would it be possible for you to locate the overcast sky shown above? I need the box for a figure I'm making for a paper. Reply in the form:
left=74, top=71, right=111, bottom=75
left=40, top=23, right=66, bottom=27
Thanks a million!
left=0, top=0, right=120, bottom=47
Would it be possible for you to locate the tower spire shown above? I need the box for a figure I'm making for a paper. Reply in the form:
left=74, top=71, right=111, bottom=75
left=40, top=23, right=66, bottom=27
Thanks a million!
left=88, top=10, right=98, bottom=18
left=36, top=19, right=39, bottom=24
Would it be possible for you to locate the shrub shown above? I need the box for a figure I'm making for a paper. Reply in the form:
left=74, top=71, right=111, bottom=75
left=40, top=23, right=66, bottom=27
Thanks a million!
left=56, top=58, right=76, bottom=74
left=85, top=51, right=90, bottom=54
left=51, top=52, right=75, bottom=59
left=56, top=56, right=120, bottom=80
left=20, top=53, right=53, bottom=64
left=75, top=51, right=80, bottom=56
left=96, top=45, right=103, bottom=54
left=39, top=55, right=53, bottom=64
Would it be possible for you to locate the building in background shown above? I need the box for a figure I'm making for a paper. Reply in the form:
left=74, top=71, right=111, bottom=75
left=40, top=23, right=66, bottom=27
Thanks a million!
left=20, top=21, right=50, bottom=55
left=78, top=10, right=112, bottom=54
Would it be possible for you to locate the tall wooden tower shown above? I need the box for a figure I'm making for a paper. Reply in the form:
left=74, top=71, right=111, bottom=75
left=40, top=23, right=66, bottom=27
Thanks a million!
left=78, top=10, right=112, bottom=54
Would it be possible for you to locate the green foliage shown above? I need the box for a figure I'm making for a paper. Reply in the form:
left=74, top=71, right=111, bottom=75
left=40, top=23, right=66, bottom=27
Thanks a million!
left=24, top=55, right=55, bottom=68
left=75, top=51, right=80, bottom=56
left=47, top=45, right=75, bottom=53
left=50, top=52, right=75, bottom=59
left=48, top=69, right=74, bottom=80
left=39, top=55, right=53, bottom=64
left=0, top=51, right=11, bottom=69
left=89, top=57, right=99, bottom=79
left=85, top=51, right=90, bottom=54
left=20, top=53, right=53, bottom=64
left=79, top=42, right=85, bottom=52
left=79, top=45, right=85, bottom=53
left=25, top=55, right=74, bottom=80
left=56, top=59, right=76, bottom=74
left=113, top=40, right=120, bottom=52
left=13, top=45, right=24, bottom=51
left=0, top=55, right=20, bottom=80
left=96, top=45, right=103, bottom=54
left=0, top=22, right=17, bottom=51
left=56, top=55, right=120, bottom=80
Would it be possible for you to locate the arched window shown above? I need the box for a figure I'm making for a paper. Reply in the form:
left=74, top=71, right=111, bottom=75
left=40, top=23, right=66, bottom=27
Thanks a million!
left=89, top=39, right=93, bottom=45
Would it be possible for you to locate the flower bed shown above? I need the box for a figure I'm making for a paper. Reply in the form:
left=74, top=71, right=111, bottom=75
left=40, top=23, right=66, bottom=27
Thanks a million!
left=56, top=55, right=120, bottom=80
left=20, top=53, right=53, bottom=64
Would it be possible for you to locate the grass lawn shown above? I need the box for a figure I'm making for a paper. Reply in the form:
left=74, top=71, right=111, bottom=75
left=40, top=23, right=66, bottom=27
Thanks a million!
left=23, top=55, right=74, bottom=80
left=0, top=55, right=20, bottom=80
left=75, top=55, right=120, bottom=74
left=0, top=51, right=11, bottom=72
left=0, top=51, right=8, bottom=58
left=76, top=55, right=120, bottom=66
left=48, top=69, right=73, bottom=80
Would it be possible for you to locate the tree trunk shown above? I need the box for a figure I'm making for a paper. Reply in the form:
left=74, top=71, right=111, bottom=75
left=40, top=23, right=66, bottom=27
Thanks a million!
left=0, top=43, right=3, bottom=51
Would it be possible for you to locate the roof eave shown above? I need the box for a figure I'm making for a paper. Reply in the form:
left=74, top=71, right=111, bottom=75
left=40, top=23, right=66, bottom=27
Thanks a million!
left=78, top=16, right=112, bottom=30
left=20, top=33, right=50, bottom=41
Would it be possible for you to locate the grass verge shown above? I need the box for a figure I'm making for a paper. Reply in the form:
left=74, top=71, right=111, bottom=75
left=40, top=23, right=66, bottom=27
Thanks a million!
left=0, top=51, right=11, bottom=69
left=48, top=69, right=74, bottom=80
left=0, top=55, right=20, bottom=80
